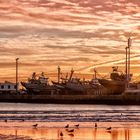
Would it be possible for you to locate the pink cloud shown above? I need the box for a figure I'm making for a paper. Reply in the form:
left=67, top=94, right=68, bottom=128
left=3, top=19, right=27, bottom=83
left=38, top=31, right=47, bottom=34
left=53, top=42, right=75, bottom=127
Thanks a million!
left=0, top=0, right=139, bottom=81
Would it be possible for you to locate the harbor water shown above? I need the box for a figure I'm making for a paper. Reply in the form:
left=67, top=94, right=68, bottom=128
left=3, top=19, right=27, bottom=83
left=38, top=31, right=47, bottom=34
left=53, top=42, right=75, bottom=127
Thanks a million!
left=0, top=103, right=140, bottom=122
left=0, top=103, right=140, bottom=140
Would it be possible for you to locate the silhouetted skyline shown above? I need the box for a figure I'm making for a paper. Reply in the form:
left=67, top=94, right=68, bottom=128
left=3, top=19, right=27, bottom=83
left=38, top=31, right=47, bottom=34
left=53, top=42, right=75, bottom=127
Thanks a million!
left=0, top=0, right=139, bottom=81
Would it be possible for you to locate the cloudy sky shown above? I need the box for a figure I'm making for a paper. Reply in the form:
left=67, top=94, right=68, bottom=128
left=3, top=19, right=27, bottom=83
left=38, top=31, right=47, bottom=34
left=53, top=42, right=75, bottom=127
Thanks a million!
left=0, top=0, right=139, bottom=81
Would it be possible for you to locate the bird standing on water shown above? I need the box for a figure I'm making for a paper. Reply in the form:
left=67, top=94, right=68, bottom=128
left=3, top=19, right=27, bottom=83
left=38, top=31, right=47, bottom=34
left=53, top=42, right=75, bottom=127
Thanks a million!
left=4, top=119, right=7, bottom=122
left=68, top=133, right=74, bottom=137
left=65, top=124, right=69, bottom=128
left=60, top=131, right=63, bottom=140
left=75, top=124, right=79, bottom=128
left=67, top=129, right=74, bottom=133
left=60, top=131, right=63, bottom=136
left=95, top=123, right=97, bottom=128
left=106, top=127, right=111, bottom=131
left=33, top=124, right=38, bottom=128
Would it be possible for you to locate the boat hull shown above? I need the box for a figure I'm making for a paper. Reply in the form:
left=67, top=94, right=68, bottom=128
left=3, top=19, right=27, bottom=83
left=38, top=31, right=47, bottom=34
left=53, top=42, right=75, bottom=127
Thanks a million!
left=98, top=79, right=125, bottom=94
left=0, top=94, right=140, bottom=105
left=21, top=82, right=56, bottom=94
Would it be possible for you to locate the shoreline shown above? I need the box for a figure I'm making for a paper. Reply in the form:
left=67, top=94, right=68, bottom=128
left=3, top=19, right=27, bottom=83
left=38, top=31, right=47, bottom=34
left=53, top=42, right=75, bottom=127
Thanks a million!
left=0, top=121, right=140, bottom=128
left=0, top=121, right=139, bottom=140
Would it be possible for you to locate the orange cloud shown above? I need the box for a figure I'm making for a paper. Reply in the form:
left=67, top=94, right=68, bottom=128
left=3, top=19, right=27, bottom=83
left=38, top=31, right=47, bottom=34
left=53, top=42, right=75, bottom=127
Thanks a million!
left=0, top=0, right=139, bottom=81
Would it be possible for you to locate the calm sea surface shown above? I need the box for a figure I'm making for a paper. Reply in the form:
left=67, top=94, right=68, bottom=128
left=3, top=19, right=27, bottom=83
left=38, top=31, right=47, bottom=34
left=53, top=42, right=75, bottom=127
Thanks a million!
left=0, top=103, right=139, bottom=123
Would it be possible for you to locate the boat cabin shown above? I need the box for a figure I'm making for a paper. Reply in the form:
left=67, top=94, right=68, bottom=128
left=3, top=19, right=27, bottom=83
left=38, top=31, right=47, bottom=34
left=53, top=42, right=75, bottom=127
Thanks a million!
left=0, top=81, right=17, bottom=93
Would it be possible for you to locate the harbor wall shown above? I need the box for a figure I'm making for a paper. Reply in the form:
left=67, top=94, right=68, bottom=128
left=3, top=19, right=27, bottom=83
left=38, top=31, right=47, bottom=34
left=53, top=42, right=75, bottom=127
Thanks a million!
left=0, top=94, right=140, bottom=105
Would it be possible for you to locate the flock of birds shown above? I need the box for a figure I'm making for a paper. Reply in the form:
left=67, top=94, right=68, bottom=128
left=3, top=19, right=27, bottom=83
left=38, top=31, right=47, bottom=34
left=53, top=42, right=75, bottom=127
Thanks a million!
left=31, top=122, right=112, bottom=131
left=59, top=124, right=80, bottom=138
left=59, top=123, right=112, bottom=138
left=4, top=119, right=112, bottom=132
left=4, top=119, right=112, bottom=138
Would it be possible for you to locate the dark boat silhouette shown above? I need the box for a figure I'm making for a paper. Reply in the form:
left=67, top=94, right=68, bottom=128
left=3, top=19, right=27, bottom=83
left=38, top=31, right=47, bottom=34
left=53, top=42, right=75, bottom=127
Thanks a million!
left=52, top=67, right=106, bottom=95
left=98, top=67, right=128, bottom=94
left=21, top=72, right=56, bottom=94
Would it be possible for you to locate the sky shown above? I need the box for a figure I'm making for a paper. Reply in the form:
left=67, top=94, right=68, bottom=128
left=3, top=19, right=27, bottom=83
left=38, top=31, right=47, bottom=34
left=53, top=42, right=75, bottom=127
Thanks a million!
left=0, top=0, right=139, bottom=82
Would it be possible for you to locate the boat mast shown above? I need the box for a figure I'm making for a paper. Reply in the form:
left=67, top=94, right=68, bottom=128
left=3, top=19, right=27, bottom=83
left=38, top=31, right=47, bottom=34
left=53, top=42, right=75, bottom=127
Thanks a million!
left=16, top=58, right=19, bottom=93
left=94, top=68, right=97, bottom=79
left=69, top=68, right=74, bottom=81
left=125, top=38, right=132, bottom=89
left=125, top=46, right=128, bottom=89
left=58, top=66, right=61, bottom=83
left=128, top=37, right=132, bottom=88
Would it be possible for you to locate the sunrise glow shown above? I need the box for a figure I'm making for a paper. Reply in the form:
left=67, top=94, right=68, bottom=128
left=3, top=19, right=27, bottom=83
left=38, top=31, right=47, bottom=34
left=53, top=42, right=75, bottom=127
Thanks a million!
left=0, top=0, right=139, bottom=82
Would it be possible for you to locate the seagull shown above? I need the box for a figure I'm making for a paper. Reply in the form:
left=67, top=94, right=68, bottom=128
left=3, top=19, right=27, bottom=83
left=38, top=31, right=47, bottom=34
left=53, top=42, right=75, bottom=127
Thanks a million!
left=68, top=133, right=74, bottom=137
left=33, top=124, right=38, bottom=128
left=65, top=124, right=69, bottom=128
left=106, top=127, right=111, bottom=131
left=67, top=129, right=74, bottom=133
left=75, top=124, right=79, bottom=128
left=4, top=119, right=7, bottom=122
left=107, top=130, right=111, bottom=133
left=60, top=131, right=63, bottom=136
left=95, top=123, right=97, bottom=128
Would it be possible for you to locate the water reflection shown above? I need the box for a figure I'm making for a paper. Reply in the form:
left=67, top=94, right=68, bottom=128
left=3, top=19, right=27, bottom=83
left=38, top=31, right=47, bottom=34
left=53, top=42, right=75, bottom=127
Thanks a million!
left=0, top=127, right=138, bottom=140
left=92, top=128, right=96, bottom=140
left=110, top=130, right=118, bottom=140
left=125, top=129, right=130, bottom=140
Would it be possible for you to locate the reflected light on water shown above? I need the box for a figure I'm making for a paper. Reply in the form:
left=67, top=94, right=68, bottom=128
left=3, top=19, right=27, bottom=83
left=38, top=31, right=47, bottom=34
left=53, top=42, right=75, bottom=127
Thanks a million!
left=0, top=127, right=139, bottom=140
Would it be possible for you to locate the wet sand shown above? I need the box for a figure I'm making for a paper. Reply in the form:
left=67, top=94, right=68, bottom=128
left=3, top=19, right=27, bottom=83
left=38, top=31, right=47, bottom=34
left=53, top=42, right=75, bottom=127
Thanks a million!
left=0, top=121, right=139, bottom=140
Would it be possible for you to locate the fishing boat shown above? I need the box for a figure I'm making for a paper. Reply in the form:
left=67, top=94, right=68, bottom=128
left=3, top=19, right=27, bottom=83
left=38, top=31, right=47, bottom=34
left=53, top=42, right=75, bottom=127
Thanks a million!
left=98, top=67, right=126, bottom=94
left=21, top=72, right=56, bottom=94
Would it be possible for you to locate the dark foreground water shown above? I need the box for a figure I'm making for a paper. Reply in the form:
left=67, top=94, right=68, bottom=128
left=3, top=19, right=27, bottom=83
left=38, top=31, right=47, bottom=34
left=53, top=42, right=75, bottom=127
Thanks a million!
left=0, top=103, right=140, bottom=122
left=0, top=103, right=139, bottom=140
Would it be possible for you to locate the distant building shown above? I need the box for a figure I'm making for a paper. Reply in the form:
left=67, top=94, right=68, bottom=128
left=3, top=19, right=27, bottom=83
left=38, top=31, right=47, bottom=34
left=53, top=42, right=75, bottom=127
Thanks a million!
left=0, top=81, right=18, bottom=93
